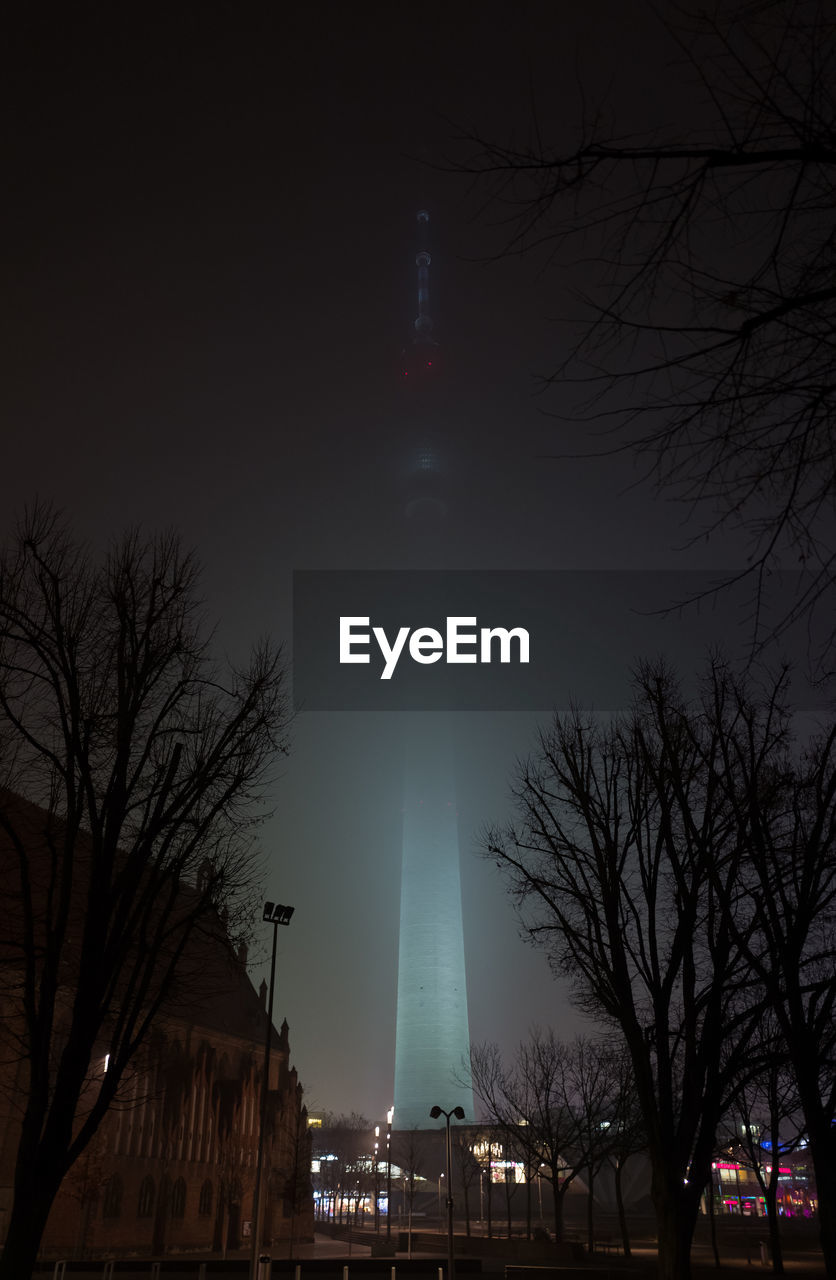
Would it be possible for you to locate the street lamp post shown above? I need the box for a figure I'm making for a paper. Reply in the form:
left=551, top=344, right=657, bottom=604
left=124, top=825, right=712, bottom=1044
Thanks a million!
left=430, top=1104, right=465, bottom=1280
left=386, top=1107, right=394, bottom=1242
left=374, top=1128, right=380, bottom=1234
left=250, top=901, right=294, bottom=1280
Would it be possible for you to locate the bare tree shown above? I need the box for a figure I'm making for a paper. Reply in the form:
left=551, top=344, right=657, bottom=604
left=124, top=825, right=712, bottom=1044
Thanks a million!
left=469, top=1031, right=591, bottom=1244
left=718, top=1018, right=806, bottom=1276
left=601, top=1046, right=646, bottom=1259
left=393, top=1129, right=429, bottom=1252
left=311, top=1113, right=372, bottom=1228
left=460, top=3, right=836, bottom=669
left=567, top=1036, right=617, bottom=1255
left=59, top=1126, right=110, bottom=1258
left=279, top=1101, right=312, bottom=1257
left=483, top=661, right=779, bottom=1280
left=468, top=1124, right=500, bottom=1238
left=215, top=1129, right=249, bottom=1256
left=451, top=1124, right=481, bottom=1237
left=718, top=696, right=836, bottom=1274
left=470, top=1032, right=634, bottom=1251
left=0, top=504, right=290, bottom=1279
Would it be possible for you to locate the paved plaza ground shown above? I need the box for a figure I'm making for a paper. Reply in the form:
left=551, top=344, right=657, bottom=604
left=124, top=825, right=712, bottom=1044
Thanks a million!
left=29, top=1222, right=829, bottom=1279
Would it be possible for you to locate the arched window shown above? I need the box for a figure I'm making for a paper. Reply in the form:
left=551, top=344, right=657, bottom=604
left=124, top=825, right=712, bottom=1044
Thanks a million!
left=171, top=1176, right=186, bottom=1219
left=198, top=1178, right=213, bottom=1217
left=102, top=1173, right=123, bottom=1220
left=137, top=1175, right=155, bottom=1218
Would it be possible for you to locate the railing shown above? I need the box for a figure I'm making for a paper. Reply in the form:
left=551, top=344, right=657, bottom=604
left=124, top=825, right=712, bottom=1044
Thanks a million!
left=36, top=1259, right=483, bottom=1278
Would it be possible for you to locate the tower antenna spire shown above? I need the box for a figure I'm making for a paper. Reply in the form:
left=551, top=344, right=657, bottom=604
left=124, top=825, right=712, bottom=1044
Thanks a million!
left=401, top=209, right=439, bottom=380
left=414, top=209, right=433, bottom=339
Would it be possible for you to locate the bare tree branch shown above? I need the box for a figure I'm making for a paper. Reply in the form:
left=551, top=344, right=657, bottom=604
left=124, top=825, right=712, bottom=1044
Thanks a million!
left=457, top=2, right=836, bottom=670
left=0, top=502, right=291, bottom=1278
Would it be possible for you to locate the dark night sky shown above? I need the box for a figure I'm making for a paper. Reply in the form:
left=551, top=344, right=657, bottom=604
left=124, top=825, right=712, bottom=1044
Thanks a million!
left=2, top=3, right=770, bottom=1118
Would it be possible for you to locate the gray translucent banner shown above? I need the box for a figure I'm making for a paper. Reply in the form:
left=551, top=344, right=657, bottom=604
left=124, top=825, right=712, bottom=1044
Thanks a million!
left=292, top=570, right=812, bottom=712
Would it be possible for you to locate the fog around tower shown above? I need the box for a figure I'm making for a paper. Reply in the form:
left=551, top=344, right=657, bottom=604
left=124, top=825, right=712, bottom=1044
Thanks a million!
left=2, top=1, right=800, bottom=1119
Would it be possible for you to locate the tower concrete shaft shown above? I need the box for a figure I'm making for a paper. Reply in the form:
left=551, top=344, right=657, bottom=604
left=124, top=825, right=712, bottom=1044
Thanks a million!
left=393, top=715, right=473, bottom=1129
left=393, top=213, right=473, bottom=1129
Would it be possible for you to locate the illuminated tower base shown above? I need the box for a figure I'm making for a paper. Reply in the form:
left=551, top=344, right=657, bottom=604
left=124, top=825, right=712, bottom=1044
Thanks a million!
left=393, top=715, right=474, bottom=1128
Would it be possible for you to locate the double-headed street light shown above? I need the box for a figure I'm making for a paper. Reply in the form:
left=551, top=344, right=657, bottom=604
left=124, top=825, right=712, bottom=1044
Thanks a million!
left=430, top=1104, right=465, bottom=1280
left=250, top=901, right=294, bottom=1280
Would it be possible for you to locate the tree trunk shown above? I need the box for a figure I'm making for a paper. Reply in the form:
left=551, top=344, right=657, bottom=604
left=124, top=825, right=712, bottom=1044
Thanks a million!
left=652, top=1176, right=701, bottom=1280
left=0, top=1135, right=68, bottom=1280
left=0, top=1036, right=92, bottom=1280
left=0, top=1204, right=56, bottom=1280
left=707, top=1176, right=720, bottom=1269
left=808, top=1138, right=836, bottom=1280
left=656, top=1209, right=696, bottom=1280
left=794, top=1061, right=836, bottom=1279
left=407, top=1188, right=414, bottom=1258
left=551, top=1179, right=565, bottom=1244
left=764, top=1175, right=784, bottom=1275
left=1, top=1166, right=66, bottom=1280
left=586, top=1165, right=594, bottom=1253
left=614, top=1159, right=631, bottom=1258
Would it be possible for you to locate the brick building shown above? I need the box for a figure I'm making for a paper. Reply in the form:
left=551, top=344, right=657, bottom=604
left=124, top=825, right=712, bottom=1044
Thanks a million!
left=0, top=794, right=313, bottom=1260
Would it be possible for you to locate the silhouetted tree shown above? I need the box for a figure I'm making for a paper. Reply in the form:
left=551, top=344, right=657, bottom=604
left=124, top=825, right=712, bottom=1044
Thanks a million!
left=568, top=1036, right=616, bottom=1254
left=215, top=1131, right=248, bottom=1256
left=483, top=662, right=781, bottom=1280
left=718, top=698, right=836, bottom=1274
left=468, top=1125, right=500, bottom=1238
left=311, top=1114, right=371, bottom=1226
left=601, top=1046, right=646, bottom=1259
left=394, top=1129, right=428, bottom=1250
left=280, top=1103, right=312, bottom=1257
left=461, top=3, right=836, bottom=669
left=469, top=1031, right=591, bottom=1244
left=0, top=504, right=290, bottom=1279
left=718, top=1017, right=806, bottom=1276
left=451, top=1125, right=481, bottom=1237
left=60, top=1127, right=109, bottom=1258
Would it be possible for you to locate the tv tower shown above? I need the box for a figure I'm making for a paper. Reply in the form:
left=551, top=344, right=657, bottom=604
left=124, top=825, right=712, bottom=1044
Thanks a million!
left=392, top=211, right=474, bottom=1129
